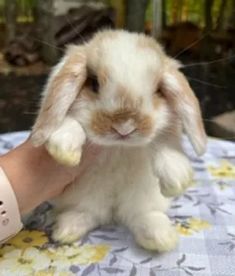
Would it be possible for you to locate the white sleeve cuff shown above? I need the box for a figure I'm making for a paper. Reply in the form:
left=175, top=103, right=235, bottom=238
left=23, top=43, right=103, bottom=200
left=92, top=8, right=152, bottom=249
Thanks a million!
left=0, top=167, right=23, bottom=243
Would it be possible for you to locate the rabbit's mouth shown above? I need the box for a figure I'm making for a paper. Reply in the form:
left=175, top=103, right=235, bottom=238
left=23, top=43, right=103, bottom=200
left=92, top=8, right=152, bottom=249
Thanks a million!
left=115, top=133, right=132, bottom=141
left=89, top=131, right=154, bottom=147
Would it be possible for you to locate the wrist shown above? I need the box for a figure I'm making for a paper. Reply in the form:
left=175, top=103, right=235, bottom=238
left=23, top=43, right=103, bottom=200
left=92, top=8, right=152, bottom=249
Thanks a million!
left=0, top=141, right=50, bottom=214
left=0, top=167, right=23, bottom=243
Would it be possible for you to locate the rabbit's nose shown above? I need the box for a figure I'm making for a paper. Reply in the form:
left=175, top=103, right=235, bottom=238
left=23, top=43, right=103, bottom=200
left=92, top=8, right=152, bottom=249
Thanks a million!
left=112, top=119, right=136, bottom=137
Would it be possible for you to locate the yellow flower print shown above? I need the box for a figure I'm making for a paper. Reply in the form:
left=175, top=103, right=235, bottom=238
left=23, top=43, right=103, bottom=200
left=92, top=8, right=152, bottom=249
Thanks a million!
left=217, top=181, right=230, bottom=190
left=0, top=245, right=15, bottom=259
left=176, top=218, right=211, bottom=236
left=189, top=218, right=211, bottom=231
left=176, top=224, right=193, bottom=236
left=0, top=247, right=51, bottom=276
left=8, top=230, right=49, bottom=249
left=46, top=244, right=110, bottom=270
left=208, top=160, right=235, bottom=179
left=34, top=270, right=55, bottom=276
left=35, top=268, right=73, bottom=276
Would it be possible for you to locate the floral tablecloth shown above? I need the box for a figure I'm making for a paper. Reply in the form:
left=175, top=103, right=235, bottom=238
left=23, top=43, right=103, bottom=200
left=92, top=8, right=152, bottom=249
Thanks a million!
left=0, top=131, right=235, bottom=276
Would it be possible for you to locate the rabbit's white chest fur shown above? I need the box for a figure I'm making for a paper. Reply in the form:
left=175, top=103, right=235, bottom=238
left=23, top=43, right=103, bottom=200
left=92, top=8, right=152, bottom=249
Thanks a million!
left=54, top=146, right=168, bottom=224
left=52, top=142, right=180, bottom=251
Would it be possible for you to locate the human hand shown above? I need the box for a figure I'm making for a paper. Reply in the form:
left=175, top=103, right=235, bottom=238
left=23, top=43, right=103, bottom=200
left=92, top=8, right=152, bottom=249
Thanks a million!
left=0, top=139, right=101, bottom=214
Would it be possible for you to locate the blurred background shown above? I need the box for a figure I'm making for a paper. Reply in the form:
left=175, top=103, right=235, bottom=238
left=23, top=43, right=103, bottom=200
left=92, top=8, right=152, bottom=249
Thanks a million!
left=0, top=0, right=234, bottom=140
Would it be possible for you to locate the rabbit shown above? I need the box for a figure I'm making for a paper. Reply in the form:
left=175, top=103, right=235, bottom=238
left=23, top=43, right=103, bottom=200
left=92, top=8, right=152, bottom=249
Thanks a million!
left=31, top=30, right=207, bottom=252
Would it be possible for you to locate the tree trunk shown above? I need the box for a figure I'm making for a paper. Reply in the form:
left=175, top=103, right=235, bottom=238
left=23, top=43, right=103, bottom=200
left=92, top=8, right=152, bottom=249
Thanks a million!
left=125, top=0, right=149, bottom=32
left=204, top=0, right=214, bottom=32
left=5, top=0, right=17, bottom=44
left=161, top=0, right=167, bottom=28
left=178, top=0, right=184, bottom=22
left=110, top=0, right=125, bottom=27
left=152, top=0, right=162, bottom=38
left=216, top=0, right=228, bottom=31
left=202, top=0, right=215, bottom=59
left=34, top=0, right=59, bottom=65
left=227, top=0, right=235, bottom=29
left=172, top=0, right=178, bottom=24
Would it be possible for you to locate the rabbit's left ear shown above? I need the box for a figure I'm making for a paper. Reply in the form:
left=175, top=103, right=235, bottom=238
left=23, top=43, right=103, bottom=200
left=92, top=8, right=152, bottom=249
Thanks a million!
left=31, top=46, right=87, bottom=146
left=161, top=59, right=207, bottom=155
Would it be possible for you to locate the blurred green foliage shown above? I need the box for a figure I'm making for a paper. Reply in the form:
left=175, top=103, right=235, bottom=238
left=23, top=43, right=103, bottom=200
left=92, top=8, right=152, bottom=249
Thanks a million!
left=147, top=0, right=234, bottom=29
left=0, top=0, right=234, bottom=29
left=0, top=0, right=34, bottom=22
left=165, top=0, right=233, bottom=27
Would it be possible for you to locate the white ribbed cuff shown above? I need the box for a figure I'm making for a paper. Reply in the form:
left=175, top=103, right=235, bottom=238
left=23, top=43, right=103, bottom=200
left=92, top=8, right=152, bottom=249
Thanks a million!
left=0, top=167, right=23, bottom=243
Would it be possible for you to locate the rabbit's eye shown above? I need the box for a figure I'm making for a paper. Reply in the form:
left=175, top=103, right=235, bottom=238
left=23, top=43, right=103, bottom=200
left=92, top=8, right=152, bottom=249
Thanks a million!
left=156, top=88, right=163, bottom=97
left=89, top=75, right=99, bottom=94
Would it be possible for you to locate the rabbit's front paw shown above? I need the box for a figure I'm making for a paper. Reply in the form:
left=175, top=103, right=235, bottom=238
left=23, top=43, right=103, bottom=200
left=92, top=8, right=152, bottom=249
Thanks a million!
left=46, top=118, right=85, bottom=167
left=133, top=212, right=179, bottom=252
left=52, top=211, right=94, bottom=243
left=154, top=150, right=193, bottom=197
left=160, top=157, right=193, bottom=197
left=46, top=132, right=82, bottom=167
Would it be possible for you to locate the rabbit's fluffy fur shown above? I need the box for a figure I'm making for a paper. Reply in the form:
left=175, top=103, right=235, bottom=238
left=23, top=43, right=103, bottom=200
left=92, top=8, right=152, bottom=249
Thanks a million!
left=31, top=30, right=207, bottom=251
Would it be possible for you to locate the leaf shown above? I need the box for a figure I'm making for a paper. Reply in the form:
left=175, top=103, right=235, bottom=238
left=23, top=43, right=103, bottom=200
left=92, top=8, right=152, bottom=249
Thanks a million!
left=199, top=193, right=210, bottom=197
left=190, top=157, right=203, bottom=163
left=184, top=270, right=193, bottom=276
left=173, top=215, right=191, bottom=220
left=217, top=207, right=232, bottom=215
left=193, top=167, right=204, bottom=172
left=229, top=244, right=235, bottom=251
left=177, top=254, right=186, bottom=266
left=152, top=265, right=162, bottom=270
left=81, top=264, right=96, bottom=276
left=140, top=257, right=153, bottom=264
left=188, top=189, right=199, bottom=193
left=70, top=265, right=80, bottom=273
left=208, top=206, right=216, bottom=215
left=129, top=266, right=137, bottom=276
left=184, top=194, right=193, bottom=201
left=193, top=200, right=201, bottom=207
left=113, top=247, right=128, bottom=253
left=171, top=205, right=182, bottom=209
left=218, top=242, right=230, bottom=245
left=150, top=269, right=156, bottom=276
left=102, top=267, right=124, bottom=274
left=92, top=234, right=119, bottom=241
left=109, top=255, right=118, bottom=266
left=187, top=266, right=205, bottom=271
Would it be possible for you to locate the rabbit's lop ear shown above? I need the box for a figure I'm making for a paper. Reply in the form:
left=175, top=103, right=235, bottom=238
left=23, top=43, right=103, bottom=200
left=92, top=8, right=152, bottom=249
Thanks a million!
left=31, top=46, right=87, bottom=146
left=161, top=59, right=207, bottom=155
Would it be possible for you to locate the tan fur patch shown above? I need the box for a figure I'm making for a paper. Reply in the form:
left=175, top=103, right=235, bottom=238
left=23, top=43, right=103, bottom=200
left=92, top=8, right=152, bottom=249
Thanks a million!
left=153, top=93, right=165, bottom=109
left=32, top=46, right=87, bottom=144
left=138, top=116, right=153, bottom=135
left=91, top=109, right=153, bottom=137
left=91, top=111, right=112, bottom=135
left=98, top=67, right=109, bottom=86
left=40, top=53, right=85, bottom=118
left=162, top=59, right=206, bottom=153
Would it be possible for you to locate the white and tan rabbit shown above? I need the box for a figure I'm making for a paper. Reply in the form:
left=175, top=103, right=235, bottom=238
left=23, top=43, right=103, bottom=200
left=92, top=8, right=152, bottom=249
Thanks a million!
left=31, top=30, right=207, bottom=252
